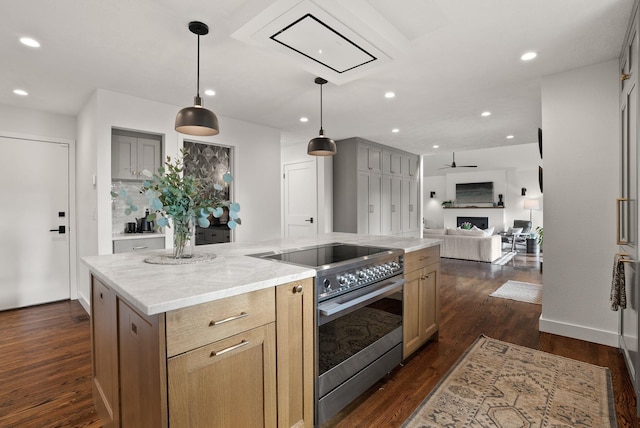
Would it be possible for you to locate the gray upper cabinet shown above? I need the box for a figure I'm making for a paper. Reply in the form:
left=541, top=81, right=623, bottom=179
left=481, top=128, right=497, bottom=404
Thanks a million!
left=334, top=137, right=421, bottom=236
left=382, top=149, right=402, bottom=175
left=402, top=154, right=420, bottom=178
left=112, top=132, right=162, bottom=180
left=357, top=143, right=382, bottom=172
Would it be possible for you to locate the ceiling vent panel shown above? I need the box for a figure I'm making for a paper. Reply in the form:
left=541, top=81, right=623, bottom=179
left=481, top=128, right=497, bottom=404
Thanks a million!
left=230, top=0, right=410, bottom=85
left=270, top=13, right=376, bottom=74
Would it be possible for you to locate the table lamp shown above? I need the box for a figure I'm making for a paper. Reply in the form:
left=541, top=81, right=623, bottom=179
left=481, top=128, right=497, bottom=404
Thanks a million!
left=523, top=198, right=540, bottom=222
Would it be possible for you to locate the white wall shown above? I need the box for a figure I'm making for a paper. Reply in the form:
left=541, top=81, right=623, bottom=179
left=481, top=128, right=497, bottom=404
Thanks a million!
left=76, top=89, right=283, bottom=309
left=0, top=103, right=80, bottom=306
left=0, top=104, right=76, bottom=140
left=423, top=143, right=543, bottom=232
left=539, top=60, right=619, bottom=346
left=281, top=140, right=333, bottom=234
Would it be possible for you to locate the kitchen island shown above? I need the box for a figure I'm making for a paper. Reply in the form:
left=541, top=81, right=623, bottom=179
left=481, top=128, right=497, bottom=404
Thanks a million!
left=83, top=232, right=441, bottom=427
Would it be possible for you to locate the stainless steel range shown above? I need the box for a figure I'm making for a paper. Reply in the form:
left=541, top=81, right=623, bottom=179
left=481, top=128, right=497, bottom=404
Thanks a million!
left=254, top=242, right=404, bottom=425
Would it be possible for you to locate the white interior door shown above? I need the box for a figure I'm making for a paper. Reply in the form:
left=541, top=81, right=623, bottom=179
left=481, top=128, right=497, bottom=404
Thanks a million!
left=283, top=160, right=318, bottom=237
left=0, top=137, right=70, bottom=311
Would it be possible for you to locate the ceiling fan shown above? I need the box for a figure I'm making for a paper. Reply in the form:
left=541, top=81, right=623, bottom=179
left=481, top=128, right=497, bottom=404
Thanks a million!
left=440, top=152, right=478, bottom=169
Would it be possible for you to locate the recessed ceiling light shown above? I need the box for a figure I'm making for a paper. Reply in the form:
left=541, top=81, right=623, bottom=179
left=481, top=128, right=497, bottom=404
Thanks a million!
left=384, top=92, right=395, bottom=99
left=521, top=52, right=537, bottom=61
left=433, top=145, right=439, bottom=149
left=506, top=135, right=514, bottom=139
left=20, top=37, right=40, bottom=48
left=13, top=89, right=28, bottom=96
left=481, top=111, right=491, bottom=117
left=392, top=128, right=399, bottom=133
left=204, top=89, right=215, bottom=96
left=299, top=117, right=309, bottom=123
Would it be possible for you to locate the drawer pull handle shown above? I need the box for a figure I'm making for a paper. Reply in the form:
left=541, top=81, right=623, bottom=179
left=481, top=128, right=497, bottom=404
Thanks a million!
left=293, top=284, right=303, bottom=294
left=132, top=246, right=149, bottom=250
left=210, top=340, right=248, bottom=357
left=419, top=256, right=430, bottom=261
left=209, top=312, right=248, bottom=326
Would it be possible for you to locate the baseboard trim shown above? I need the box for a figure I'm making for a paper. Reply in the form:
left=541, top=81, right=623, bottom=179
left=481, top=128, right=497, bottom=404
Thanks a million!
left=77, top=295, right=90, bottom=315
left=539, top=316, right=618, bottom=347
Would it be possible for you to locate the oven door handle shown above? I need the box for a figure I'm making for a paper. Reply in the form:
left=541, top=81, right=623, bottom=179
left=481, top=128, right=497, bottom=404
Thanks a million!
left=318, top=279, right=405, bottom=317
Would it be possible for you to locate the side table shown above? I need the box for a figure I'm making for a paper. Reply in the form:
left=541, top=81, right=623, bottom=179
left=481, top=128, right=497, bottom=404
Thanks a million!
left=526, top=238, right=540, bottom=254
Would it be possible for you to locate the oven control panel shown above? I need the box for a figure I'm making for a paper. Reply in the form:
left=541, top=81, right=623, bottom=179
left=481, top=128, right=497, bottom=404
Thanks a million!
left=317, top=256, right=404, bottom=301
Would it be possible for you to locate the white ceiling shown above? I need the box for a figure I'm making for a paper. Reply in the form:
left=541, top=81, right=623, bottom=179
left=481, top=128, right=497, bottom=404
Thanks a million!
left=0, top=0, right=632, bottom=157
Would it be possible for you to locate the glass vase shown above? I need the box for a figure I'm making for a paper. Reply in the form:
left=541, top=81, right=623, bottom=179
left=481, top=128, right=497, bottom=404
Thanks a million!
left=172, top=216, right=195, bottom=259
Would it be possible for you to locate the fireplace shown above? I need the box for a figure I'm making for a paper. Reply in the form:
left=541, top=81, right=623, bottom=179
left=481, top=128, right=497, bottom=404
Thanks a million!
left=457, top=216, right=489, bottom=229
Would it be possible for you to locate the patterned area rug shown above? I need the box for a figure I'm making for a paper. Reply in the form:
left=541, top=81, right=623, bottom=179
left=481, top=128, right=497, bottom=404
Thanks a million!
left=402, top=336, right=617, bottom=427
left=490, top=280, right=542, bottom=304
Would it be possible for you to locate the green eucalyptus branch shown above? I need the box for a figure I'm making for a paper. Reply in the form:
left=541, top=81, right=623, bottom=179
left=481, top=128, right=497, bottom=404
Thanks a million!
left=111, top=148, right=241, bottom=230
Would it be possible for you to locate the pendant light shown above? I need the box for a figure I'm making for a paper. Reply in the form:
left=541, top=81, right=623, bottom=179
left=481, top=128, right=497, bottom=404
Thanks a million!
left=175, top=21, right=219, bottom=136
left=307, top=77, right=336, bottom=156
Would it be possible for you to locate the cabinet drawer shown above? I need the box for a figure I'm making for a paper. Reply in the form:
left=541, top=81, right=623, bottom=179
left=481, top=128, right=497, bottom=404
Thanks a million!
left=166, top=288, right=275, bottom=357
left=405, top=246, right=440, bottom=273
left=113, top=236, right=165, bottom=254
left=167, top=323, right=277, bottom=428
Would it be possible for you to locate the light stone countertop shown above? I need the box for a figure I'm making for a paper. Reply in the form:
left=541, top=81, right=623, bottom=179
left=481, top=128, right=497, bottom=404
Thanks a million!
left=83, top=232, right=441, bottom=316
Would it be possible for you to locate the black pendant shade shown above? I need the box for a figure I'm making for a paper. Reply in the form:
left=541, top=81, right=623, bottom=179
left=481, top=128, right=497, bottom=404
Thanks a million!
left=175, top=21, right=220, bottom=136
left=308, top=77, right=336, bottom=156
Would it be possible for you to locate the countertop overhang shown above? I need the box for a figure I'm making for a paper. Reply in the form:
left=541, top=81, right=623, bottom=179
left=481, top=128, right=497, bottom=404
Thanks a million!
left=82, top=232, right=441, bottom=316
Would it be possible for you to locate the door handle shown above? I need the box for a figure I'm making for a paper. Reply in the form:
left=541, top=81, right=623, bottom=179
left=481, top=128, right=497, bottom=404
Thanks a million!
left=305, top=217, right=314, bottom=224
left=49, top=226, right=66, bottom=234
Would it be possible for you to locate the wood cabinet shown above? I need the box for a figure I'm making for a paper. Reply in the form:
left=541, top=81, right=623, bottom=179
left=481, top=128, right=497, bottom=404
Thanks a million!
left=91, top=278, right=119, bottom=427
left=118, top=300, right=166, bottom=427
left=91, top=277, right=312, bottom=427
left=276, top=279, right=314, bottom=428
left=334, top=137, right=421, bottom=236
left=403, top=246, right=440, bottom=359
left=111, top=132, right=162, bottom=180
left=168, top=324, right=277, bottom=427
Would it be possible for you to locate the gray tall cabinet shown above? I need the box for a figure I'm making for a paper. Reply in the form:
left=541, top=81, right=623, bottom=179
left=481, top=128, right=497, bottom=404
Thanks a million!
left=333, top=137, right=421, bottom=236
left=619, top=1, right=640, bottom=416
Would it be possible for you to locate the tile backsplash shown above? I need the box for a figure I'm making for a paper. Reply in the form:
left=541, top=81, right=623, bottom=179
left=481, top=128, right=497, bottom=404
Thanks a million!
left=111, top=181, right=158, bottom=234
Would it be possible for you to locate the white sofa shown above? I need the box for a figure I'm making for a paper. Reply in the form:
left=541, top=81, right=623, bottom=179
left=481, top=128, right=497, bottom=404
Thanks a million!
left=423, top=228, right=502, bottom=262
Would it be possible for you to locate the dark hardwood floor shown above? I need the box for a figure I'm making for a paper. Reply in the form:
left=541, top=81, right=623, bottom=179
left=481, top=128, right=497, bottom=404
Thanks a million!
left=325, top=254, right=640, bottom=427
left=0, top=253, right=637, bottom=427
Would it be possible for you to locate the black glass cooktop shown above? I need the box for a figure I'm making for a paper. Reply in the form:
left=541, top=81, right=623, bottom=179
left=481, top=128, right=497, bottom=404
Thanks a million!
left=261, top=243, right=391, bottom=267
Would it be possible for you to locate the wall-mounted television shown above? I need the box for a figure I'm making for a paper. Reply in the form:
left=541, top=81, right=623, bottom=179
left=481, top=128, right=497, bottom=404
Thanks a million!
left=456, top=182, right=494, bottom=204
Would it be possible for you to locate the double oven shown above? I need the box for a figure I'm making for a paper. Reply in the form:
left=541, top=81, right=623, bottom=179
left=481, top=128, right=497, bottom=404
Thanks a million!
left=255, top=243, right=404, bottom=425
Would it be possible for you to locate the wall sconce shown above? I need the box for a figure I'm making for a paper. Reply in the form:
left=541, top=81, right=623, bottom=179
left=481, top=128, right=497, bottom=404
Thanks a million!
left=430, top=191, right=436, bottom=198
left=521, top=188, right=527, bottom=196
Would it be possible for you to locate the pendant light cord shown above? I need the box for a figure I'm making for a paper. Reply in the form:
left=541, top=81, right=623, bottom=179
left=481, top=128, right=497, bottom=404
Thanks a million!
left=319, top=83, right=324, bottom=135
left=196, top=34, right=200, bottom=98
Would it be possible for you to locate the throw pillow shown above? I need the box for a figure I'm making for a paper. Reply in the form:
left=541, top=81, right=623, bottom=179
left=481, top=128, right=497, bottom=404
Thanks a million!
left=448, top=228, right=485, bottom=237
left=507, top=227, right=523, bottom=235
left=471, top=225, right=495, bottom=237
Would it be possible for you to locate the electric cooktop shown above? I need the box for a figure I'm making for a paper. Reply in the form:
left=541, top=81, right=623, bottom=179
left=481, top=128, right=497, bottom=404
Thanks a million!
left=256, top=243, right=394, bottom=268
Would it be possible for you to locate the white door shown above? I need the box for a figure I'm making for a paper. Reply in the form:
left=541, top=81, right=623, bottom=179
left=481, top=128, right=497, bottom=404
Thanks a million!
left=0, top=137, right=70, bottom=311
left=283, top=160, right=318, bottom=237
